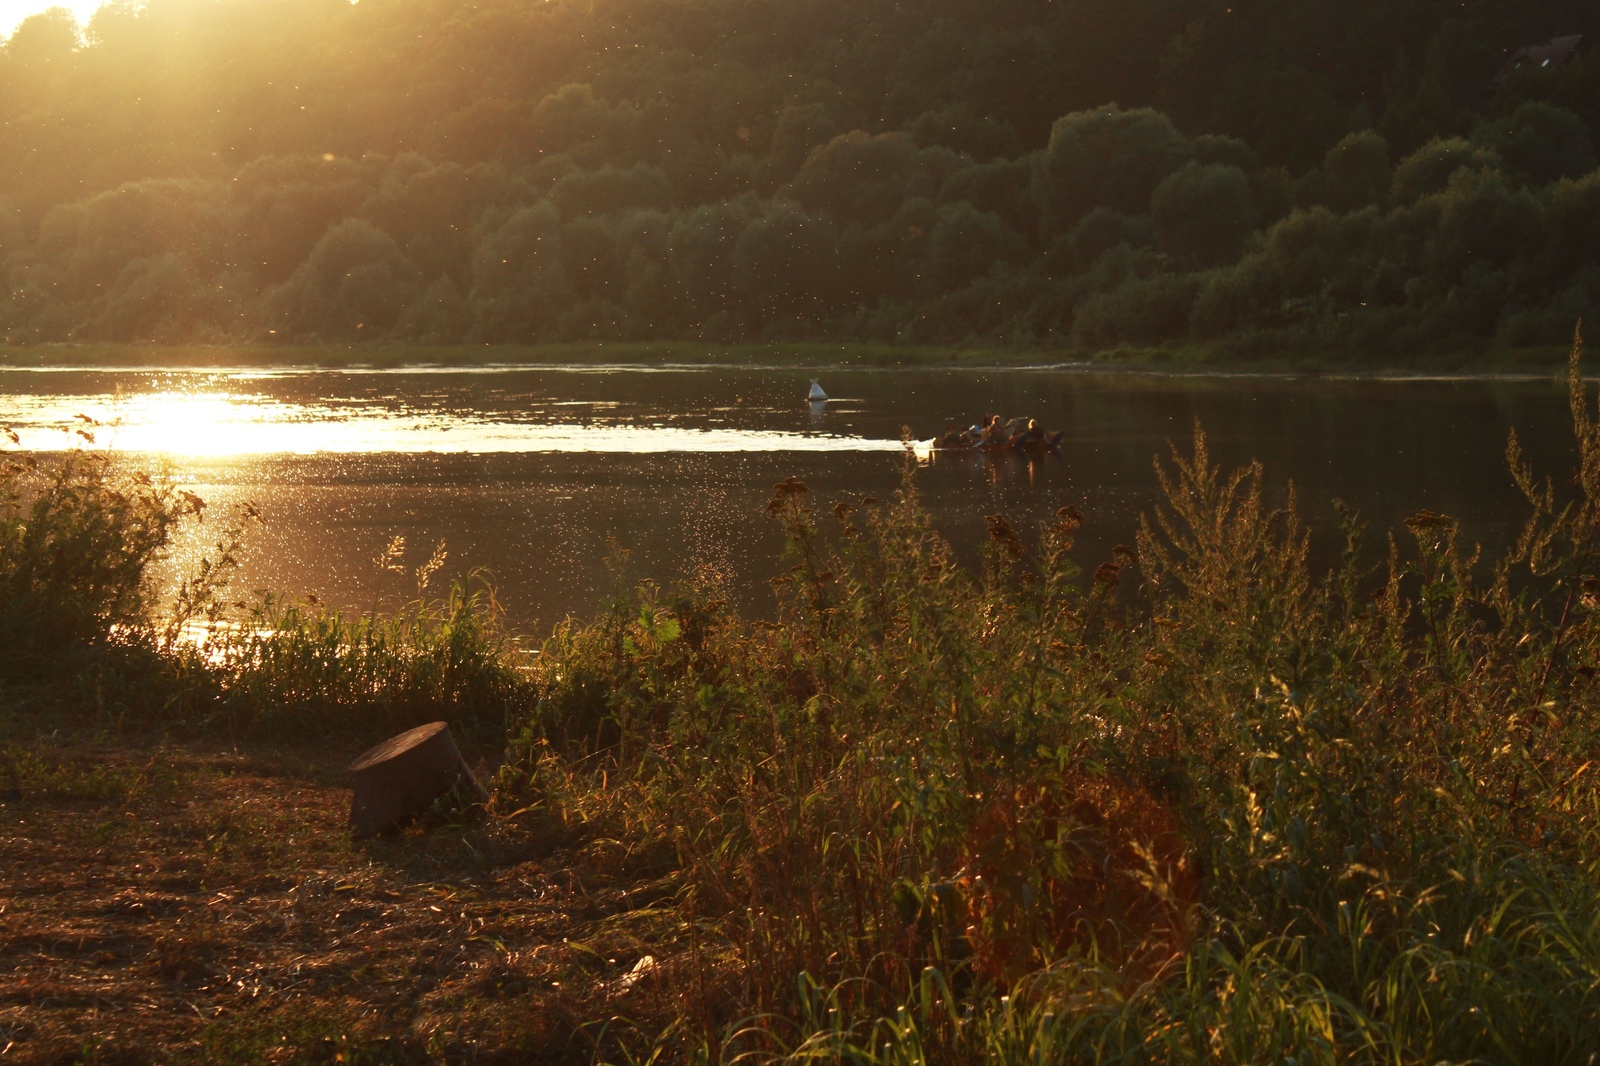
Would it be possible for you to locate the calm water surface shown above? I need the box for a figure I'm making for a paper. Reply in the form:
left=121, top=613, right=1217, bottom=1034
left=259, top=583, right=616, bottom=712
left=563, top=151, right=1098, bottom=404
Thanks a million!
left=0, top=364, right=1576, bottom=631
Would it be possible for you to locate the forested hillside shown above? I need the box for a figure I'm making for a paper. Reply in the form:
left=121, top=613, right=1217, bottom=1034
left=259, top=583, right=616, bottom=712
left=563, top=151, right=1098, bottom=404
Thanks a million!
left=1, top=0, right=1596, bottom=355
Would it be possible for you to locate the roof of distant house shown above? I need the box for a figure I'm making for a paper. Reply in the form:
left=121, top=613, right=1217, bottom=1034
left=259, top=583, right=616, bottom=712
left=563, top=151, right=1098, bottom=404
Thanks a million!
left=1504, top=34, right=1584, bottom=74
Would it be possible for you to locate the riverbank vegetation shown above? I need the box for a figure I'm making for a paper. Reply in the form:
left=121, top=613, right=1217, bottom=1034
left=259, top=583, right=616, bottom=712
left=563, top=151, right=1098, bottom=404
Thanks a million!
left=1, top=0, right=1599, bottom=360
left=0, top=339, right=1578, bottom=374
left=7, top=343, right=1600, bottom=1061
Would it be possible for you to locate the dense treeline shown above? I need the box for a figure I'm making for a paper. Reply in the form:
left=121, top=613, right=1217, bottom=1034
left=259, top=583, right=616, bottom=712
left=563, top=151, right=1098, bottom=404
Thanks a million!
left=1, top=0, right=1598, bottom=354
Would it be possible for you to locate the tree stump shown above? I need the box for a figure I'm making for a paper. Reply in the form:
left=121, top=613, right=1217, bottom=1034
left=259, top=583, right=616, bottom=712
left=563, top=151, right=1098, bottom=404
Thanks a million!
left=348, top=721, right=488, bottom=839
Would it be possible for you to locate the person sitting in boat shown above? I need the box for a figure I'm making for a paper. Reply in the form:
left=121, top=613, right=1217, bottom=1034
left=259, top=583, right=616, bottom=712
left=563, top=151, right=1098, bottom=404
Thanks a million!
left=1014, top=418, right=1059, bottom=454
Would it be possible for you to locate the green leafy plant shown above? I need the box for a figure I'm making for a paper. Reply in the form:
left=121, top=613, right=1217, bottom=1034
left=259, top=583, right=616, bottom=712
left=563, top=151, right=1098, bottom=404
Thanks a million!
left=498, top=334, right=1600, bottom=1063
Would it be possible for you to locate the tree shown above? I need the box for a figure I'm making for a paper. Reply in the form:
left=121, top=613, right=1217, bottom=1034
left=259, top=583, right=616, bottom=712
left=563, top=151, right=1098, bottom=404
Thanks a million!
left=4, top=7, right=78, bottom=68
left=549, top=164, right=672, bottom=218
left=1064, top=207, right=1153, bottom=273
left=730, top=201, right=840, bottom=327
left=1392, top=137, right=1500, bottom=203
left=1032, top=105, right=1192, bottom=240
left=1474, top=102, right=1597, bottom=186
left=269, top=217, right=420, bottom=339
left=470, top=201, right=569, bottom=341
left=784, top=131, right=960, bottom=227
left=1323, top=130, right=1391, bottom=211
left=1151, top=162, right=1257, bottom=267
left=927, top=201, right=1027, bottom=289
left=0, top=0, right=1595, bottom=351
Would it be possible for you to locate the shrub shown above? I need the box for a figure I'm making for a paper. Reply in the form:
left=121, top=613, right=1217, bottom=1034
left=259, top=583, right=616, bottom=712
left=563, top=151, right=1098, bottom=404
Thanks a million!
left=0, top=440, right=532, bottom=738
left=1070, top=271, right=1199, bottom=346
left=496, top=335, right=1600, bottom=1063
left=267, top=217, right=422, bottom=339
left=201, top=574, right=533, bottom=738
left=0, top=448, right=200, bottom=676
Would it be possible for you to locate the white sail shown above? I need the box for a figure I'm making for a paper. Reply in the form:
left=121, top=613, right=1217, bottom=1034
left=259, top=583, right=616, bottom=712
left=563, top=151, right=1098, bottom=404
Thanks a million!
left=808, top=379, right=828, bottom=401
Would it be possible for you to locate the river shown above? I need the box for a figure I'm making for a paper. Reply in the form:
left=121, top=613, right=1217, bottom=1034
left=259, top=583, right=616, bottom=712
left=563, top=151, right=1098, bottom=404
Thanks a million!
left=0, top=362, right=1577, bottom=632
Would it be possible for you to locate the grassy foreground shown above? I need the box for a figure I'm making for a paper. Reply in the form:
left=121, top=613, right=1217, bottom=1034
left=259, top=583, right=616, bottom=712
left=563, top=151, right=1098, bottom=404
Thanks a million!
left=0, top=340, right=1576, bottom=374
left=7, top=341, right=1600, bottom=1062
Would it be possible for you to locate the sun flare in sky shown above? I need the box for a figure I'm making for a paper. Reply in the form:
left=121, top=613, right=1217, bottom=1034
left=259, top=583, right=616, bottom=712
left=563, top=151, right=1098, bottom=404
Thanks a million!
left=1, top=1, right=103, bottom=39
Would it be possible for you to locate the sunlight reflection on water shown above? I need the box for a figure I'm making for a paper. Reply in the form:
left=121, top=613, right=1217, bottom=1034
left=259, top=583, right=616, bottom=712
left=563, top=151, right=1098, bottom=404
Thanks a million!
left=0, top=384, right=908, bottom=455
left=0, top=362, right=1577, bottom=630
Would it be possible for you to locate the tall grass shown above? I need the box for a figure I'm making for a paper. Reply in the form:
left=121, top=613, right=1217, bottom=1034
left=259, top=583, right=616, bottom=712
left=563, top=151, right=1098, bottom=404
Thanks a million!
left=198, top=575, right=533, bottom=737
left=0, top=437, right=532, bottom=737
left=499, top=334, right=1600, bottom=1062
left=10, top=341, right=1600, bottom=1060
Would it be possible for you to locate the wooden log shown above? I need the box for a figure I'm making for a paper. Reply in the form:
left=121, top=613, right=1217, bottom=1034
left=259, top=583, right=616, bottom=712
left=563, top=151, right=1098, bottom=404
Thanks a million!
left=348, top=721, right=488, bottom=839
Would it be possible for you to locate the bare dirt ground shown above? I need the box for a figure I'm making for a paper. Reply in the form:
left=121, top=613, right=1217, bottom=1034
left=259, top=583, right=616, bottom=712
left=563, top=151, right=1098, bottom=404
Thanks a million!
left=0, top=734, right=686, bottom=1065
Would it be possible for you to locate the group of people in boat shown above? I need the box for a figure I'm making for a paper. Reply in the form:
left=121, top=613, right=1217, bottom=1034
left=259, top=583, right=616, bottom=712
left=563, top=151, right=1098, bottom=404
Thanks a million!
left=932, top=414, right=1066, bottom=454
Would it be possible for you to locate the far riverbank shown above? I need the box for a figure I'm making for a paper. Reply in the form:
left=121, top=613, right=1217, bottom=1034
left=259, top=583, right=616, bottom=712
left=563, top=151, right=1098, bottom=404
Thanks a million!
left=0, top=340, right=1577, bottom=377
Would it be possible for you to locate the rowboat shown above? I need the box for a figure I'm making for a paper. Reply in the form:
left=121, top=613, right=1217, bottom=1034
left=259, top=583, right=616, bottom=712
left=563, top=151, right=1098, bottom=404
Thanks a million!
left=929, top=421, right=1064, bottom=454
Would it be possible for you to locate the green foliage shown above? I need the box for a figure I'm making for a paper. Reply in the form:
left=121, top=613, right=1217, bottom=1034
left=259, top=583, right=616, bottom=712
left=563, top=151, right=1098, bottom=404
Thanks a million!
left=1150, top=162, right=1256, bottom=267
left=176, top=576, right=531, bottom=738
left=1061, top=207, right=1153, bottom=273
left=1, top=0, right=1599, bottom=352
left=1071, top=272, right=1199, bottom=348
left=1033, top=105, right=1193, bottom=240
left=497, top=337, right=1600, bottom=1062
left=1475, top=101, right=1598, bottom=186
left=551, top=163, right=673, bottom=219
left=1, top=743, right=186, bottom=803
left=1391, top=136, right=1501, bottom=204
left=0, top=435, right=531, bottom=737
left=927, top=201, right=1028, bottom=288
left=0, top=448, right=200, bottom=675
left=1322, top=130, right=1392, bottom=212
left=269, top=217, right=421, bottom=340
